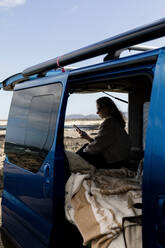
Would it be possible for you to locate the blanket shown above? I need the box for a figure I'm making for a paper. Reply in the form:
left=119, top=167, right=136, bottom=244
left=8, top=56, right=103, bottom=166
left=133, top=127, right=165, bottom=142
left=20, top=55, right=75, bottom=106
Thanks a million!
left=65, top=151, right=142, bottom=248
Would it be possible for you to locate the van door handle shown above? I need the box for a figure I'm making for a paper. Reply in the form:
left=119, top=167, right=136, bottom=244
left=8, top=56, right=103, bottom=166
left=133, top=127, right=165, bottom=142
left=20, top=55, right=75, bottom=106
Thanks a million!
left=43, top=163, right=51, bottom=198
left=156, top=198, right=165, bottom=246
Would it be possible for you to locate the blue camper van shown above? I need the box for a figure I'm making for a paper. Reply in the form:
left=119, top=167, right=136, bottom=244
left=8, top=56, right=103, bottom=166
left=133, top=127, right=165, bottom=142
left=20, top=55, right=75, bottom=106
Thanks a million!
left=1, top=18, right=165, bottom=248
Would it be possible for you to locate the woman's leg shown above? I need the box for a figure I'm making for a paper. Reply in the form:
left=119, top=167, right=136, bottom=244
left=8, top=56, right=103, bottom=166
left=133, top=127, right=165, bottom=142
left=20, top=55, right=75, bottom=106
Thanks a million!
left=76, top=144, right=106, bottom=169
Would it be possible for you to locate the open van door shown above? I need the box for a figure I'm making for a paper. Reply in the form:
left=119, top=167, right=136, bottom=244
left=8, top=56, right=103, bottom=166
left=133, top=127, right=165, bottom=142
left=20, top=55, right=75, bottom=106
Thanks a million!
left=143, top=48, right=165, bottom=248
left=1, top=72, right=69, bottom=247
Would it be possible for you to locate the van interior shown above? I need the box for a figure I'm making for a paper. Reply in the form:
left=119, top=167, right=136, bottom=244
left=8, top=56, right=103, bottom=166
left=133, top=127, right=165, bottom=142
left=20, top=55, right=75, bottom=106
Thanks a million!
left=62, top=70, right=152, bottom=247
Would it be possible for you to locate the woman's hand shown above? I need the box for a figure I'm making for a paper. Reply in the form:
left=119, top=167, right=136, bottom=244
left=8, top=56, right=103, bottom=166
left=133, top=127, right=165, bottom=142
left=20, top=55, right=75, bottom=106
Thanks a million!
left=79, top=130, right=93, bottom=142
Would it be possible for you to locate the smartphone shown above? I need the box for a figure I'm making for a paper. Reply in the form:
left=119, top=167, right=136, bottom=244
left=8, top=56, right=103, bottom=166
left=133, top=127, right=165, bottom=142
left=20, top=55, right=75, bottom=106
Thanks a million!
left=73, top=124, right=82, bottom=133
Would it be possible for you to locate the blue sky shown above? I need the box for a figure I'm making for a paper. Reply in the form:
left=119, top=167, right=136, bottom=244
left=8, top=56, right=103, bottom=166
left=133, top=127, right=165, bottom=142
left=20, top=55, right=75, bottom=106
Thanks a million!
left=0, top=0, right=165, bottom=119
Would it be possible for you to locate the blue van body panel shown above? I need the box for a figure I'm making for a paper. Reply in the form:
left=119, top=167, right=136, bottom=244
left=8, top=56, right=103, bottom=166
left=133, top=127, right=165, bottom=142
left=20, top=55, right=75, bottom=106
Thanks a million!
left=143, top=48, right=165, bottom=248
left=2, top=72, right=69, bottom=247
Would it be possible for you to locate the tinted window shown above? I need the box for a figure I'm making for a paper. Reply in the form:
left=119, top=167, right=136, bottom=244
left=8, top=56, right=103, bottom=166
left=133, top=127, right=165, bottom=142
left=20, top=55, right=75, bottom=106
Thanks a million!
left=5, top=83, right=62, bottom=173
left=25, top=95, right=54, bottom=149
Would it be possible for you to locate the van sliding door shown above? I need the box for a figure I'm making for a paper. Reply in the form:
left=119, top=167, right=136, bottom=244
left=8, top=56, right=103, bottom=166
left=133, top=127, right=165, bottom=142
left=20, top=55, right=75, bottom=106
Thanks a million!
left=2, top=72, right=69, bottom=248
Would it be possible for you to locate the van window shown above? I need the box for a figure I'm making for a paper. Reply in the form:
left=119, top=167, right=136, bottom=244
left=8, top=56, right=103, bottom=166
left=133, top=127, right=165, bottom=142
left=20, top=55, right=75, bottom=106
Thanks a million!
left=5, top=83, right=62, bottom=173
left=25, top=94, right=54, bottom=150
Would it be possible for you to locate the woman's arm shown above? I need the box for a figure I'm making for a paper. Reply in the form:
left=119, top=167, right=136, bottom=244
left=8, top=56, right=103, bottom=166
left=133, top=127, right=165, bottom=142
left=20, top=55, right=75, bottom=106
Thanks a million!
left=80, top=130, right=94, bottom=143
left=84, top=118, right=115, bottom=154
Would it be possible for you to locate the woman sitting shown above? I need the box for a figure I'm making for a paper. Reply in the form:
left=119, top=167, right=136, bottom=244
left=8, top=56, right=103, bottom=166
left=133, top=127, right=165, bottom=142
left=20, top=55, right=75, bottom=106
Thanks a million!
left=76, top=97, right=130, bottom=169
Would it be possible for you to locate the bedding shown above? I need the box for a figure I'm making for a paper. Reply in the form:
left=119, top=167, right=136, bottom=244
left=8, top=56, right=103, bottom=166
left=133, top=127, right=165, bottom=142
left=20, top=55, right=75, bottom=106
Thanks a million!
left=65, top=151, right=142, bottom=248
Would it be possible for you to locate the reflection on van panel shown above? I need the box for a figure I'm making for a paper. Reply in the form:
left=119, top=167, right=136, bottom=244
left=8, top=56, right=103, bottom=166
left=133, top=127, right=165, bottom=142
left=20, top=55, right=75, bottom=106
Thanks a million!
left=5, top=83, right=62, bottom=172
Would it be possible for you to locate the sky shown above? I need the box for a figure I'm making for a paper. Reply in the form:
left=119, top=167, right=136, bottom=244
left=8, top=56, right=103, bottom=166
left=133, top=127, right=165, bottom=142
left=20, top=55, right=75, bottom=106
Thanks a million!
left=0, top=0, right=165, bottom=119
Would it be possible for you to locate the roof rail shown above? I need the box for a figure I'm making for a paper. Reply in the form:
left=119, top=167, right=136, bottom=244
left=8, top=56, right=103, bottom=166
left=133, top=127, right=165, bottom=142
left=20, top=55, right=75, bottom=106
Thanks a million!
left=23, top=18, right=165, bottom=77
left=103, top=45, right=158, bottom=61
left=128, top=45, right=158, bottom=51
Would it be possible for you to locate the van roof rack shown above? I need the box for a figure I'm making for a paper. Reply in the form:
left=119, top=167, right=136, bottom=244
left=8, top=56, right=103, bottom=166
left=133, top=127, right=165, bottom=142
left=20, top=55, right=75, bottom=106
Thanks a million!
left=103, top=45, right=157, bottom=61
left=21, top=18, right=165, bottom=77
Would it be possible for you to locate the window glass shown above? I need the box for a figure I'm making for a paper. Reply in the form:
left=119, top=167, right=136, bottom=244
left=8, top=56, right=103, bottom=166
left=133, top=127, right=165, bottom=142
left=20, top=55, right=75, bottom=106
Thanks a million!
left=5, top=83, right=62, bottom=173
left=25, top=95, right=54, bottom=149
